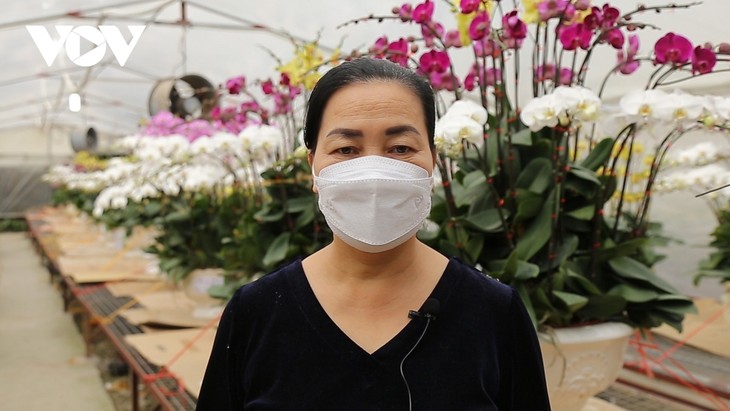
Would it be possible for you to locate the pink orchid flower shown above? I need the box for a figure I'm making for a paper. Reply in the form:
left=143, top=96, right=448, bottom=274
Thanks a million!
left=225, top=76, right=245, bottom=95
left=692, top=45, right=717, bottom=74
left=421, top=22, right=445, bottom=48
left=502, top=10, right=527, bottom=48
left=559, top=23, right=592, bottom=51
left=412, top=0, right=434, bottom=24
left=444, top=30, right=463, bottom=48
left=538, top=0, right=575, bottom=22
left=419, top=49, right=451, bottom=74
left=386, top=38, right=411, bottom=67
left=654, top=33, right=693, bottom=65
left=469, top=11, right=491, bottom=41
left=397, top=3, right=413, bottom=21
left=459, top=0, right=480, bottom=14
left=617, top=34, right=641, bottom=75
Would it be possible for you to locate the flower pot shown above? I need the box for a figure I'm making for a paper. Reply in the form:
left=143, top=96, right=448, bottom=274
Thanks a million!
left=182, top=268, right=225, bottom=305
left=539, top=322, right=634, bottom=411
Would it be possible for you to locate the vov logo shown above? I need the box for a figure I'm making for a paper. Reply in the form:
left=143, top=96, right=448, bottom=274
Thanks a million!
left=26, top=25, right=146, bottom=67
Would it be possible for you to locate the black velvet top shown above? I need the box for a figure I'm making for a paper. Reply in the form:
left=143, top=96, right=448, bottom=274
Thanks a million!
left=196, top=258, right=551, bottom=410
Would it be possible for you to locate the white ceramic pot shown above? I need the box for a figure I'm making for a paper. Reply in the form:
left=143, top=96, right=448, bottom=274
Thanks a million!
left=182, top=267, right=225, bottom=304
left=539, top=322, right=634, bottom=411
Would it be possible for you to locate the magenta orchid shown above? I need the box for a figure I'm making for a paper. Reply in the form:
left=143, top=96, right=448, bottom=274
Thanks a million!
left=412, top=0, right=434, bottom=24
left=654, top=32, right=693, bottom=65
left=459, top=0, right=480, bottom=14
left=559, top=23, right=593, bottom=51
left=617, top=34, right=641, bottom=75
left=225, top=76, right=245, bottom=95
left=538, top=0, right=575, bottom=22
left=419, top=49, right=451, bottom=74
left=692, top=45, right=717, bottom=74
left=502, top=11, right=527, bottom=48
left=468, top=11, right=491, bottom=41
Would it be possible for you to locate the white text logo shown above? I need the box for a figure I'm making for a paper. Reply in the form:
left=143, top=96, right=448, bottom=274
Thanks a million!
left=26, top=25, right=146, bottom=67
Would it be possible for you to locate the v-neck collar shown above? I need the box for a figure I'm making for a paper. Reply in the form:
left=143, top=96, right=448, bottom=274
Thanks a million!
left=285, top=258, right=459, bottom=364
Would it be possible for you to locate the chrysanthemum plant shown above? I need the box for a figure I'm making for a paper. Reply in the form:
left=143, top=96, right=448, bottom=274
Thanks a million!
left=344, top=0, right=730, bottom=330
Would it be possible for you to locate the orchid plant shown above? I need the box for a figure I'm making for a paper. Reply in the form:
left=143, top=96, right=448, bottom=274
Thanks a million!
left=44, top=39, right=337, bottom=284
left=341, top=0, right=730, bottom=330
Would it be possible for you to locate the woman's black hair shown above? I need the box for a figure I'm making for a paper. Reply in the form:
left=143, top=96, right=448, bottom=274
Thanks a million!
left=303, top=58, right=435, bottom=151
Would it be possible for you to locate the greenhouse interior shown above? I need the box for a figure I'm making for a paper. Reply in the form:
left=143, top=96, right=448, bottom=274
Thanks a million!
left=1, top=0, right=729, bottom=410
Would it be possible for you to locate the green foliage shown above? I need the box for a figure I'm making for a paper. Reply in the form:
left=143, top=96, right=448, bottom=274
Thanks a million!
left=52, top=188, right=97, bottom=215
left=218, top=156, right=332, bottom=287
left=422, top=125, right=695, bottom=331
left=695, top=208, right=730, bottom=285
left=0, top=218, right=27, bottom=232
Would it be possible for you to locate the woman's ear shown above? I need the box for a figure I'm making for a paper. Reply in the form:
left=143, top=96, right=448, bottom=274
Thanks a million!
left=308, top=151, right=318, bottom=193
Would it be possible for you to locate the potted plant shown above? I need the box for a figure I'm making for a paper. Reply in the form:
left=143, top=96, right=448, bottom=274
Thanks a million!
left=341, top=0, right=729, bottom=409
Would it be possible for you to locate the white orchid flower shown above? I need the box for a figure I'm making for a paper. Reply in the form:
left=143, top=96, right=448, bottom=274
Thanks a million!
left=521, top=93, right=567, bottom=131
left=443, top=99, right=489, bottom=125
left=619, top=89, right=668, bottom=120
left=436, top=115, right=484, bottom=147
left=554, top=86, right=602, bottom=123
left=652, top=90, right=704, bottom=126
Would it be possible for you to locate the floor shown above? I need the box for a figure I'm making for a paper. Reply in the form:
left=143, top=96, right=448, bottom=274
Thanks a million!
left=0, top=232, right=115, bottom=411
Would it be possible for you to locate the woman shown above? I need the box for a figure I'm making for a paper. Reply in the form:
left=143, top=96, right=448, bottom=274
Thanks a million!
left=196, top=58, right=551, bottom=410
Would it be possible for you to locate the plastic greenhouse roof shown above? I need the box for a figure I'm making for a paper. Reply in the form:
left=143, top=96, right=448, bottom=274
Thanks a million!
left=0, top=0, right=728, bottom=139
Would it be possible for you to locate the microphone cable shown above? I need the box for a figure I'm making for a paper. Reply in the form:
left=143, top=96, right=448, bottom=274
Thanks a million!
left=399, top=316, right=432, bottom=411
left=399, top=297, right=439, bottom=411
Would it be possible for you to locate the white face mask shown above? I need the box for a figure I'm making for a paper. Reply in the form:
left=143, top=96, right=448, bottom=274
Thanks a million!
left=313, top=156, right=433, bottom=253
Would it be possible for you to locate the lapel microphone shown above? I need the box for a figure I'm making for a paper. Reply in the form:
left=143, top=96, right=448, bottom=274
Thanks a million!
left=408, top=297, right=440, bottom=320
left=401, top=298, right=440, bottom=411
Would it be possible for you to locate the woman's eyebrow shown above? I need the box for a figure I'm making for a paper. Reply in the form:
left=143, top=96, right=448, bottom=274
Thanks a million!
left=385, top=125, right=420, bottom=136
left=325, top=125, right=420, bottom=138
left=325, top=128, right=362, bottom=138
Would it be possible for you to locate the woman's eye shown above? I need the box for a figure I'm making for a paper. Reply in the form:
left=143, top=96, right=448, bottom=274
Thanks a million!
left=392, top=145, right=411, bottom=154
left=336, top=147, right=355, bottom=155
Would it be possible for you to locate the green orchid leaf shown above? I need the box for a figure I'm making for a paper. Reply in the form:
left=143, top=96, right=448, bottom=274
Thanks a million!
left=295, top=206, right=315, bottom=229
left=565, top=205, right=595, bottom=220
left=510, top=128, right=533, bottom=146
left=580, top=138, right=614, bottom=171
left=463, top=209, right=508, bottom=233
left=693, top=269, right=730, bottom=285
left=262, top=232, right=291, bottom=268
left=576, top=294, right=627, bottom=320
left=564, top=267, right=602, bottom=296
left=163, top=210, right=190, bottom=223
left=607, top=256, right=681, bottom=294
left=286, top=196, right=314, bottom=213
left=144, top=201, right=162, bottom=216
left=514, top=261, right=541, bottom=280
left=568, top=165, right=601, bottom=185
left=514, top=189, right=543, bottom=223
left=515, top=157, right=552, bottom=194
left=465, top=234, right=485, bottom=263
left=513, top=189, right=555, bottom=261
left=491, top=254, right=541, bottom=281
left=514, top=283, right=537, bottom=328
left=608, top=284, right=660, bottom=303
left=595, top=238, right=649, bottom=262
left=549, top=234, right=579, bottom=270
left=552, top=290, right=589, bottom=313
left=255, top=208, right=286, bottom=222
left=463, top=170, right=487, bottom=189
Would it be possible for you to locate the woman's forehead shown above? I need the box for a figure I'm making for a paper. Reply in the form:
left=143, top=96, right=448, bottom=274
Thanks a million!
left=321, top=81, right=423, bottom=123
